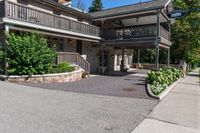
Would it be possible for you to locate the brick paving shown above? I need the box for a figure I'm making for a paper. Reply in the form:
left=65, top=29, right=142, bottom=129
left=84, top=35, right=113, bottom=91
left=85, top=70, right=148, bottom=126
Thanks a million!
left=23, top=69, right=151, bottom=99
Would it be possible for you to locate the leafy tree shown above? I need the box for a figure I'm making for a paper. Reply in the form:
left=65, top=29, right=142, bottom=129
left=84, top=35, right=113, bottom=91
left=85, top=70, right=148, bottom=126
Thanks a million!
left=171, top=0, right=200, bottom=67
left=88, top=0, right=103, bottom=13
left=5, top=32, right=57, bottom=75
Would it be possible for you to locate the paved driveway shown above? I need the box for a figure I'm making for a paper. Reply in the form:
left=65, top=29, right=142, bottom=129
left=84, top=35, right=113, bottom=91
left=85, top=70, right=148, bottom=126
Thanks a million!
left=0, top=69, right=158, bottom=133
left=24, top=69, right=151, bottom=99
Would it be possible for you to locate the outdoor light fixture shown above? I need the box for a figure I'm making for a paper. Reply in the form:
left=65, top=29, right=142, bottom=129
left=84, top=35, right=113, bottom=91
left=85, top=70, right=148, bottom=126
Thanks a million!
left=68, top=39, right=72, bottom=44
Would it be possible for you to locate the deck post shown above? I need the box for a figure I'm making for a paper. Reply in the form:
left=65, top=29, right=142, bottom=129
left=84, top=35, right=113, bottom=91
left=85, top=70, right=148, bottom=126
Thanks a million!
left=137, top=49, right=140, bottom=64
left=155, top=10, right=160, bottom=70
left=168, top=21, right=171, bottom=41
left=101, top=44, right=104, bottom=74
left=120, top=48, right=125, bottom=72
left=155, top=45, right=159, bottom=70
left=167, top=21, right=171, bottom=67
left=4, top=24, right=9, bottom=76
left=167, top=48, right=170, bottom=67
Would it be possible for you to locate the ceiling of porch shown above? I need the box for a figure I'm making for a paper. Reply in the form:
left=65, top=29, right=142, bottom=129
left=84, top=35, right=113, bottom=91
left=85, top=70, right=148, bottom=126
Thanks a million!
left=112, top=14, right=168, bottom=28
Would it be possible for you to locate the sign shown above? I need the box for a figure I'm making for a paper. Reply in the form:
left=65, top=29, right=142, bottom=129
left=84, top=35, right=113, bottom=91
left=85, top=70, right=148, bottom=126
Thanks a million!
left=168, top=10, right=187, bottom=19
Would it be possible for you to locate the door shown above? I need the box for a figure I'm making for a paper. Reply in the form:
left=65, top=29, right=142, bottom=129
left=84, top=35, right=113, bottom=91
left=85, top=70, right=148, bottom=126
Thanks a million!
left=76, top=40, right=82, bottom=55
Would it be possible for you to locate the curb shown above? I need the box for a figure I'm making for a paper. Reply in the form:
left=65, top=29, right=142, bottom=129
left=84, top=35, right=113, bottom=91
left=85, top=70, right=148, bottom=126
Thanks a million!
left=146, top=78, right=183, bottom=100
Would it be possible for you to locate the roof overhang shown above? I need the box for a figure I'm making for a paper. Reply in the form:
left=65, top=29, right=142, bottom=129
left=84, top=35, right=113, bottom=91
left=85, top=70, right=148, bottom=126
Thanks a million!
left=89, top=0, right=173, bottom=22
left=91, top=8, right=163, bottom=21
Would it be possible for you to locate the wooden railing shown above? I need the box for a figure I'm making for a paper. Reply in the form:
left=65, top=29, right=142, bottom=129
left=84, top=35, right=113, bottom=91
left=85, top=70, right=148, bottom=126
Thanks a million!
left=57, top=52, right=90, bottom=74
left=103, top=25, right=157, bottom=40
left=103, top=25, right=170, bottom=41
left=3, top=0, right=100, bottom=37
left=160, top=26, right=170, bottom=40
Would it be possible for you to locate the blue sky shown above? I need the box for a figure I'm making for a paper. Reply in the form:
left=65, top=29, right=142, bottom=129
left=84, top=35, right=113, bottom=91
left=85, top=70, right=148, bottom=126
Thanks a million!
left=72, top=0, right=149, bottom=11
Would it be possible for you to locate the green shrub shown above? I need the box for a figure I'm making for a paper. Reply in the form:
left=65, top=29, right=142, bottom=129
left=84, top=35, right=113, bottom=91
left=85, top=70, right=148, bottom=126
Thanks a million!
left=6, top=32, right=57, bottom=75
left=147, top=67, right=184, bottom=95
left=48, top=62, right=75, bottom=73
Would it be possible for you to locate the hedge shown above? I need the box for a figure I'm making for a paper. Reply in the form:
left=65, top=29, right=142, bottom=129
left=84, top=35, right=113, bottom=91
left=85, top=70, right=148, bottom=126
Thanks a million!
left=147, top=67, right=184, bottom=95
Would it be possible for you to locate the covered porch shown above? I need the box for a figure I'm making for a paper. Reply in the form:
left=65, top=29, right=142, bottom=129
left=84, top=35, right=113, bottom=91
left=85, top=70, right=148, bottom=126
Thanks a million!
left=91, top=3, right=173, bottom=73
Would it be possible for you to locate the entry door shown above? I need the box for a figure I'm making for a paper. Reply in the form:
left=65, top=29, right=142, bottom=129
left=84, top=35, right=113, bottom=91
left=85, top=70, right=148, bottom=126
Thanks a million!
left=76, top=40, right=82, bottom=55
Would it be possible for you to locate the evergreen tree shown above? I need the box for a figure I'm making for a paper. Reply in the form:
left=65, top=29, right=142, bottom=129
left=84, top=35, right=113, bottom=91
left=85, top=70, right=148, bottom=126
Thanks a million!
left=88, top=0, right=103, bottom=13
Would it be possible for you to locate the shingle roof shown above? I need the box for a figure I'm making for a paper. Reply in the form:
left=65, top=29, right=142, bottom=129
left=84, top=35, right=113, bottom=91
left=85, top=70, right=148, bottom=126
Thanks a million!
left=89, top=0, right=171, bottom=19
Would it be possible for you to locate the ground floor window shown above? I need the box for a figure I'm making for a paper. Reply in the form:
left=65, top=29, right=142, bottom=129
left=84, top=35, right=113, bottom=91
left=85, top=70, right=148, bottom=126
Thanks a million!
left=47, top=37, right=64, bottom=52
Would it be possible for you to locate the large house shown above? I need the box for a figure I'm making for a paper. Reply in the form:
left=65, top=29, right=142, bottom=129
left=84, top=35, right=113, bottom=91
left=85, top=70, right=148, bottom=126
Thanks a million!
left=0, top=0, right=173, bottom=74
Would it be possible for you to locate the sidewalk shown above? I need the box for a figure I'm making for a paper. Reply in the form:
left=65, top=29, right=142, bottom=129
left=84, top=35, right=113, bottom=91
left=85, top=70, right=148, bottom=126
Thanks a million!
left=132, top=69, right=200, bottom=133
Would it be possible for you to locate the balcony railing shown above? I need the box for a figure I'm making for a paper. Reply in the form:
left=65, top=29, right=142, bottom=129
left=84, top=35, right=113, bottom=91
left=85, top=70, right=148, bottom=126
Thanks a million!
left=160, top=26, right=170, bottom=40
left=103, top=25, right=169, bottom=41
left=1, top=0, right=100, bottom=37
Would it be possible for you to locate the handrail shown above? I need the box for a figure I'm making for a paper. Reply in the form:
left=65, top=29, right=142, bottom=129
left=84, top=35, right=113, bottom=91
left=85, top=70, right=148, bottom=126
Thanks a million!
left=57, top=52, right=90, bottom=74
left=3, top=0, right=100, bottom=37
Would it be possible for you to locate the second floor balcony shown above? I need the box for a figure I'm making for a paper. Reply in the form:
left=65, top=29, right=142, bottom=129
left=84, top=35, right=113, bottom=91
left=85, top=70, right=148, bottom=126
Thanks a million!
left=0, top=0, right=100, bottom=38
left=103, top=25, right=170, bottom=41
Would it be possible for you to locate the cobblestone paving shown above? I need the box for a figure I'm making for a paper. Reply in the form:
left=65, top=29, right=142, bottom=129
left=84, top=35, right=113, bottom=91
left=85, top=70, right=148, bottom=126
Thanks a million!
left=23, top=69, right=151, bottom=99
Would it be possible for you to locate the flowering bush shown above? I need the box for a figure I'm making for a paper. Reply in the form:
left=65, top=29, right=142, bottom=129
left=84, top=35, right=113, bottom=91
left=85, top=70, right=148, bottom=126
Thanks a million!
left=147, top=67, right=184, bottom=95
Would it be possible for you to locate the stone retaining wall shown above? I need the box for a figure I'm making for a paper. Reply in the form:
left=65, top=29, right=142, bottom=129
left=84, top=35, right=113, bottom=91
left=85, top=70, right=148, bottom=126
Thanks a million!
left=0, top=69, right=84, bottom=83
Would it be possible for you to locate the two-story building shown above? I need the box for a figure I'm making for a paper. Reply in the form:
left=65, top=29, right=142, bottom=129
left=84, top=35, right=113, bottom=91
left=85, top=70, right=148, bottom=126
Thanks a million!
left=0, top=0, right=173, bottom=75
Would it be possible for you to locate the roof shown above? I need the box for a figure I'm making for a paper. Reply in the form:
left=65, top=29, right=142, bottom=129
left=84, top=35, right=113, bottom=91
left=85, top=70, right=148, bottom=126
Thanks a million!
left=89, top=0, right=171, bottom=20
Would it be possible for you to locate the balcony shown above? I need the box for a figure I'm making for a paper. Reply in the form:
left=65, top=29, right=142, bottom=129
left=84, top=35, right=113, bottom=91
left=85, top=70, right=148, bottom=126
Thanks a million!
left=0, top=0, right=100, bottom=38
left=103, top=25, right=170, bottom=41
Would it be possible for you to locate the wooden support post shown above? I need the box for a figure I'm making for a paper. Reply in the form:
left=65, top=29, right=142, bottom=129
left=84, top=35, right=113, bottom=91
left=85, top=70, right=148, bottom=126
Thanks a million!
left=137, top=49, right=140, bottom=64
left=167, top=20, right=171, bottom=67
left=167, top=48, right=170, bottom=67
left=101, top=45, right=104, bottom=67
left=155, top=10, right=160, bottom=70
left=168, top=21, right=171, bottom=41
left=4, top=25, right=9, bottom=76
left=101, top=44, right=104, bottom=75
left=121, top=48, right=125, bottom=72
left=155, top=45, right=159, bottom=70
